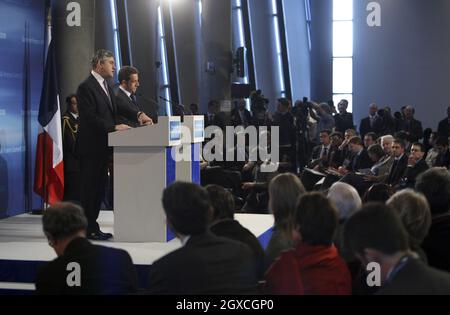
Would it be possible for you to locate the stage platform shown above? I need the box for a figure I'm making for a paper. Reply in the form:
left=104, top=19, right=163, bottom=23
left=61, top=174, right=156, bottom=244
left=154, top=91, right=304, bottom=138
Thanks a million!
left=0, top=211, right=274, bottom=294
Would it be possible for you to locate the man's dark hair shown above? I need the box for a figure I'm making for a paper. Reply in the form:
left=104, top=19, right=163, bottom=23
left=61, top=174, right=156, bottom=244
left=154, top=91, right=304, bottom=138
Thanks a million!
left=278, top=98, right=290, bottom=108
left=65, top=94, right=77, bottom=106
left=393, top=138, right=407, bottom=149
left=344, top=203, right=409, bottom=256
left=295, top=192, right=338, bottom=246
left=394, top=131, right=409, bottom=143
left=331, top=131, right=343, bottom=139
left=365, top=132, right=377, bottom=142
left=206, top=185, right=235, bottom=221
left=320, top=129, right=332, bottom=136
left=349, top=136, right=363, bottom=146
left=411, top=142, right=425, bottom=152
left=162, top=182, right=211, bottom=235
left=367, top=144, right=385, bottom=161
left=415, top=168, right=450, bottom=215
left=43, top=202, right=88, bottom=240
left=363, top=183, right=393, bottom=203
left=118, top=66, right=139, bottom=84
left=91, top=49, right=114, bottom=69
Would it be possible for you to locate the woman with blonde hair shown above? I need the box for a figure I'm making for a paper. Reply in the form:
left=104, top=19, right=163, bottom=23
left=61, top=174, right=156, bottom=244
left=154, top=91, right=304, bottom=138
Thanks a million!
left=265, top=173, right=306, bottom=270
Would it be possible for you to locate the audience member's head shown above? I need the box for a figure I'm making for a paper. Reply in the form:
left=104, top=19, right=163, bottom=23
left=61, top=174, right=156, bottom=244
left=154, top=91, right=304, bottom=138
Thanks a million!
left=343, top=203, right=409, bottom=283
left=206, top=185, right=235, bottom=223
left=429, top=132, right=438, bottom=147
left=369, top=103, right=378, bottom=116
left=338, top=100, right=349, bottom=114
left=319, top=130, right=331, bottom=146
left=348, top=136, right=364, bottom=154
left=367, top=144, right=385, bottom=163
left=344, top=129, right=357, bottom=141
left=190, top=103, right=199, bottom=115
left=162, top=182, right=211, bottom=237
left=294, top=192, right=339, bottom=246
left=208, top=100, right=220, bottom=114
left=395, top=131, right=409, bottom=145
left=277, top=98, right=290, bottom=113
left=387, top=189, right=431, bottom=246
left=327, top=182, right=362, bottom=221
left=380, top=135, right=394, bottom=155
left=364, top=132, right=377, bottom=148
left=415, top=167, right=450, bottom=215
left=331, top=132, right=344, bottom=147
left=410, top=142, right=425, bottom=162
left=269, top=173, right=306, bottom=234
left=404, top=105, right=415, bottom=120
left=43, top=202, right=88, bottom=257
left=363, top=183, right=393, bottom=203
left=392, top=139, right=406, bottom=158
left=65, top=94, right=78, bottom=115
left=319, top=102, right=332, bottom=115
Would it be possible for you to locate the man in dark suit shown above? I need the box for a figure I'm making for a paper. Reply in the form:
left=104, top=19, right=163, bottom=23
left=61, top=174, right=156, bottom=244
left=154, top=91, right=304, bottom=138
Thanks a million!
left=347, top=136, right=373, bottom=173
left=77, top=50, right=152, bottom=240
left=115, top=66, right=153, bottom=128
left=308, top=130, right=333, bottom=169
left=344, top=203, right=450, bottom=295
left=148, top=182, right=258, bottom=294
left=360, top=103, right=381, bottom=138
left=399, top=105, right=423, bottom=142
left=35, top=202, right=138, bottom=295
left=437, top=106, right=450, bottom=139
left=334, top=99, right=354, bottom=133
left=206, top=185, right=265, bottom=278
left=230, top=98, right=252, bottom=127
left=386, top=139, right=409, bottom=186
left=400, top=142, right=429, bottom=188
left=62, top=94, right=80, bottom=203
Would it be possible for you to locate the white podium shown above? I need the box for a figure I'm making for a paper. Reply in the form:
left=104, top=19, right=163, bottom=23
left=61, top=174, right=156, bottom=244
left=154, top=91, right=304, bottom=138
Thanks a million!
left=175, top=115, right=205, bottom=184
left=108, top=116, right=182, bottom=242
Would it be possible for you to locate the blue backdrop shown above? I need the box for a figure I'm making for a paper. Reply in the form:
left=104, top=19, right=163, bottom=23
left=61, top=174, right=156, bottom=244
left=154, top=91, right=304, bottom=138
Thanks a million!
left=0, top=0, right=45, bottom=218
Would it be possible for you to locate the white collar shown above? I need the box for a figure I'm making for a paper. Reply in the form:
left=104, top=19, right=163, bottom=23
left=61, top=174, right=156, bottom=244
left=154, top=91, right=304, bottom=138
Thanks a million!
left=119, top=86, right=132, bottom=98
left=180, top=235, right=191, bottom=247
left=91, top=70, right=105, bottom=84
left=70, top=112, right=79, bottom=120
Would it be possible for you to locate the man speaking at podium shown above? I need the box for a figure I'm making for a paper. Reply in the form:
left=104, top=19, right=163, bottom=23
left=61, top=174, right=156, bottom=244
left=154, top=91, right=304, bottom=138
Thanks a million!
left=77, top=50, right=153, bottom=240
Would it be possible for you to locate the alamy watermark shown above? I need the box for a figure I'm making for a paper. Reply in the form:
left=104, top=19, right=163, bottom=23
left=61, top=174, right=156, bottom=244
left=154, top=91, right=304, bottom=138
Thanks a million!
left=172, top=125, right=280, bottom=173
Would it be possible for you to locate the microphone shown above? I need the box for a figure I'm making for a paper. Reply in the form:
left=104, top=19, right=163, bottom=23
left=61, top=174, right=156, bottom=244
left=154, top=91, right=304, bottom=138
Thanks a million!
left=159, top=95, right=180, bottom=106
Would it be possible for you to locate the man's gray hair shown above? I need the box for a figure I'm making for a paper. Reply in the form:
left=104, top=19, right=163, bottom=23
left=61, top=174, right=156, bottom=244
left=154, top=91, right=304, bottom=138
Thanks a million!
left=43, top=202, right=88, bottom=240
left=91, top=49, right=114, bottom=69
left=328, top=182, right=362, bottom=220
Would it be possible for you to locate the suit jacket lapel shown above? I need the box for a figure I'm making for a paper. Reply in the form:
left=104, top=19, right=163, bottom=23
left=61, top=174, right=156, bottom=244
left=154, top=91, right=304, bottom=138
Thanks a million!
left=89, top=75, right=115, bottom=114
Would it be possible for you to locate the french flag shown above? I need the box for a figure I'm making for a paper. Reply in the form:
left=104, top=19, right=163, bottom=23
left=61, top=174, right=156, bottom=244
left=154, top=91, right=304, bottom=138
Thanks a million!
left=33, top=40, right=64, bottom=205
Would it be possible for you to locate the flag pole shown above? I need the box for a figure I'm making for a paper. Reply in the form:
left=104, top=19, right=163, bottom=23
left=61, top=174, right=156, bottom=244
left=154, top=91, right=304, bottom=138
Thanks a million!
left=32, top=4, right=52, bottom=215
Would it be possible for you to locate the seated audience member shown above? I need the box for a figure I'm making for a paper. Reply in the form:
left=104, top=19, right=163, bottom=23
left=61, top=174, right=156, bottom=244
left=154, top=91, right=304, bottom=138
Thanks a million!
left=363, top=132, right=377, bottom=149
left=434, top=137, right=450, bottom=168
left=35, top=202, right=138, bottom=295
left=327, top=183, right=362, bottom=260
left=386, top=139, right=409, bottom=186
left=265, top=173, right=306, bottom=270
left=148, top=182, right=258, bottom=294
left=363, top=183, right=393, bottom=203
left=231, top=98, right=252, bottom=128
left=329, top=131, right=345, bottom=168
left=308, top=130, right=333, bottom=170
left=265, top=193, right=351, bottom=295
left=340, top=144, right=390, bottom=195
left=344, top=203, right=450, bottom=294
left=399, top=142, right=429, bottom=188
left=416, top=168, right=450, bottom=272
left=206, top=185, right=265, bottom=277
left=387, top=189, right=431, bottom=262
left=425, top=132, right=439, bottom=167
left=343, top=136, right=374, bottom=174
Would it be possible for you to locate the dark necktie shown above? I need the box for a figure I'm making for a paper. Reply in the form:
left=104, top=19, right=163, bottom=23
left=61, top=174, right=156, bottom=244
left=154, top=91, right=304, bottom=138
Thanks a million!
left=103, top=80, right=112, bottom=108
left=322, top=147, right=328, bottom=159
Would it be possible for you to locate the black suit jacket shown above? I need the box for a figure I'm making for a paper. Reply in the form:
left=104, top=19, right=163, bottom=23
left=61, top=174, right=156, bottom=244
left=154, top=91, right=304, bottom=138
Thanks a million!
left=377, top=257, right=450, bottom=295
left=62, top=111, right=80, bottom=173
left=402, top=159, right=429, bottom=187
left=400, top=119, right=423, bottom=142
left=348, top=149, right=373, bottom=172
left=309, top=145, right=333, bottom=169
left=35, top=238, right=138, bottom=295
left=334, top=112, right=354, bottom=133
left=438, top=118, right=450, bottom=138
left=76, top=75, right=138, bottom=157
left=386, top=154, right=408, bottom=186
left=147, top=232, right=258, bottom=294
left=115, top=89, right=142, bottom=128
left=210, top=219, right=265, bottom=278
left=230, top=108, right=252, bottom=127
left=422, top=214, right=450, bottom=272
